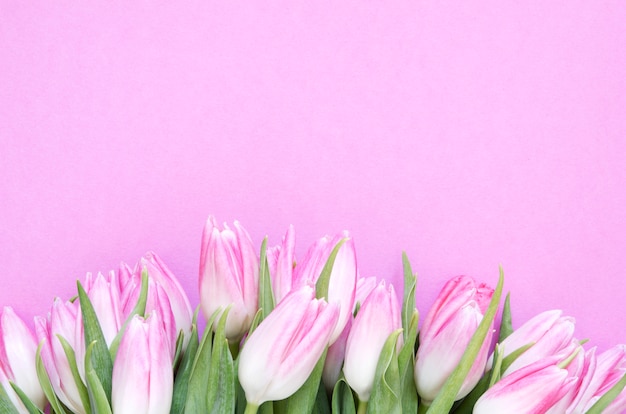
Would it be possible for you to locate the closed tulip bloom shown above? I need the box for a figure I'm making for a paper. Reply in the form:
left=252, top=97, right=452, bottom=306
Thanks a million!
left=415, top=276, right=494, bottom=403
left=238, top=285, right=339, bottom=406
left=474, top=356, right=577, bottom=414
left=112, top=313, right=173, bottom=414
left=84, top=271, right=124, bottom=345
left=488, top=310, right=575, bottom=376
left=199, top=217, right=259, bottom=341
left=323, top=317, right=352, bottom=391
left=133, top=252, right=193, bottom=344
left=343, top=281, right=401, bottom=402
left=0, top=307, right=46, bottom=410
left=35, top=299, right=86, bottom=414
left=267, top=224, right=296, bottom=303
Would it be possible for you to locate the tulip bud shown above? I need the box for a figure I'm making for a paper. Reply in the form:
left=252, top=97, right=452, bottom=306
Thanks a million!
left=199, top=217, right=259, bottom=341
left=35, top=299, right=86, bottom=414
left=354, top=276, right=376, bottom=310
left=415, top=275, right=494, bottom=403
left=83, top=271, right=123, bottom=346
left=488, top=310, right=575, bottom=376
left=268, top=224, right=296, bottom=303
left=133, top=252, right=193, bottom=344
left=112, top=313, right=173, bottom=414
left=343, top=281, right=401, bottom=402
left=0, top=307, right=46, bottom=410
left=322, top=317, right=352, bottom=392
left=474, top=356, right=577, bottom=414
left=238, top=285, right=339, bottom=405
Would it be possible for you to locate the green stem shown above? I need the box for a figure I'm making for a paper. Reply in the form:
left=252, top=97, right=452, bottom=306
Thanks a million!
left=418, top=402, right=430, bottom=414
left=357, top=400, right=368, bottom=414
left=244, top=402, right=259, bottom=414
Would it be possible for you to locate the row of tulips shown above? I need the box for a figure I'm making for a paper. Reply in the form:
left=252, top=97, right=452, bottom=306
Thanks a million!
left=1, top=216, right=626, bottom=413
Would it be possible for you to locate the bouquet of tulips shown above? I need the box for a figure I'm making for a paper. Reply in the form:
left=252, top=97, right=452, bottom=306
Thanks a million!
left=1, top=216, right=626, bottom=414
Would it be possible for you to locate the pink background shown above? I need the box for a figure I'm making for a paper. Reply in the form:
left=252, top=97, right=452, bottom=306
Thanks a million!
left=1, top=3, right=625, bottom=349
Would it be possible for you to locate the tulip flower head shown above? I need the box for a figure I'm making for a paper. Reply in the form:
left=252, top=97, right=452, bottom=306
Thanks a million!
left=474, top=356, right=577, bottom=414
left=0, top=307, right=46, bottom=410
left=415, top=275, right=494, bottom=403
left=199, top=217, right=259, bottom=341
left=343, top=280, right=401, bottom=403
left=112, top=312, right=173, bottom=414
left=238, top=285, right=339, bottom=406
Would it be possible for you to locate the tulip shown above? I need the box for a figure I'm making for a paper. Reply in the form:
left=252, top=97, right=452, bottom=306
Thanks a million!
left=343, top=280, right=401, bottom=402
left=133, top=252, right=193, bottom=344
left=568, top=345, right=626, bottom=414
left=354, top=276, right=377, bottom=310
left=322, top=317, right=352, bottom=392
left=83, top=271, right=124, bottom=345
left=0, top=307, right=46, bottom=410
left=35, top=299, right=86, bottom=414
left=112, top=312, right=173, bottom=414
left=238, top=285, right=339, bottom=406
left=474, top=356, right=577, bottom=414
left=293, top=232, right=357, bottom=344
left=199, top=217, right=259, bottom=341
left=488, top=310, right=575, bottom=376
left=415, top=275, right=494, bottom=403
left=1, top=367, right=29, bottom=413
left=267, top=224, right=296, bottom=303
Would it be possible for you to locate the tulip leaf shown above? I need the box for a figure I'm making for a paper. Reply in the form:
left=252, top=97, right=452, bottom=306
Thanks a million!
left=184, top=309, right=219, bottom=414
left=56, top=334, right=92, bottom=414
left=258, top=237, right=276, bottom=319
left=84, top=341, right=112, bottom=414
left=487, top=344, right=504, bottom=387
left=368, top=329, right=402, bottom=414
left=398, top=310, right=419, bottom=414
left=244, top=309, right=264, bottom=342
left=171, top=323, right=200, bottom=414
left=207, top=307, right=236, bottom=414
left=331, top=378, right=356, bottom=414
left=401, top=252, right=417, bottom=342
left=0, top=383, right=21, bottom=414
left=9, top=382, right=43, bottom=414
left=316, top=238, right=348, bottom=300
left=35, top=343, right=69, bottom=414
left=425, top=267, right=504, bottom=414
left=586, top=371, right=626, bottom=414
left=314, top=381, right=331, bottom=414
left=274, top=348, right=328, bottom=414
left=172, top=329, right=186, bottom=372
left=109, top=269, right=149, bottom=360
left=498, top=293, right=513, bottom=343
left=77, top=281, right=113, bottom=403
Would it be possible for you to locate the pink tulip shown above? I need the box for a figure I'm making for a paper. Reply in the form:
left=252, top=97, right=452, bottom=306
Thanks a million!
left=292, top=232, right=357, bottom=344
left=132, top=252, right=193, bottom=344
left=199, top=217, right=259, bottom=340
left=474, top=356, right=577, bottom=414
left=266, top=224, right=296, bottom=303
left=112, top=312, right=173, bottom=414
left=238, top=285, right=339, bottom=405
left=488, top=310, right=575, bottom=376
left=354, top=276, right=377, bottom=309
left=83, top=271, right=124, bottom=345
left=568, top=345, right=626, bottom=414
left=343, top=280, right=401, bottom=402
left=0, top=307, right=46, bottom=410
left=35, top=299, right=86, bottom=414
left=322, top=317, right=352, bottom=392
left=415, top=275, right=494, bottom=403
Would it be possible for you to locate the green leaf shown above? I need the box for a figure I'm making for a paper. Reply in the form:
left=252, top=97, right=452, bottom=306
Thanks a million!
left=109, top=269, right=149, bottom=360
left=498, top=293, right=513, bottom=343
left=9, top=382, right=42, bottom=414
left=77, top=281, right=113, bottom=403
left=315, top=239, right=348, bottom=299
left=401, top=252, right=417, bottom=342
left=0, top=383, right=21, bottom=414
left=368, top=329, right=403, bottom=414
left=258, top=237, right=276, bottom=319
left=586, top=371, right=626, bottom=414
left=244, top=309, right=264, bottom=342
left=56, top=334, right=91, bottom=414
left=274, top=348, right=328, bottom=414
left=487, top=344, right=504, bottom=387
left=172, top=330, right=186, bottom=373
left=207, top=307, right=236, bottom=414
left=184, top=310, right=220, bottom=413
left=84, top=341, right=112, bottom=414
left=398, top=310, right=419, bottom=414
left=314, top=381, right=331, bottom=414
left=331, top=378, right=356, bottom=414
left=35, top=344, right=69, bottom=414
left=426, top=267, right=504, bottom=414
left=170, top=323, right=200, bottom=414
left=499, top=342, right=534, bottom=373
